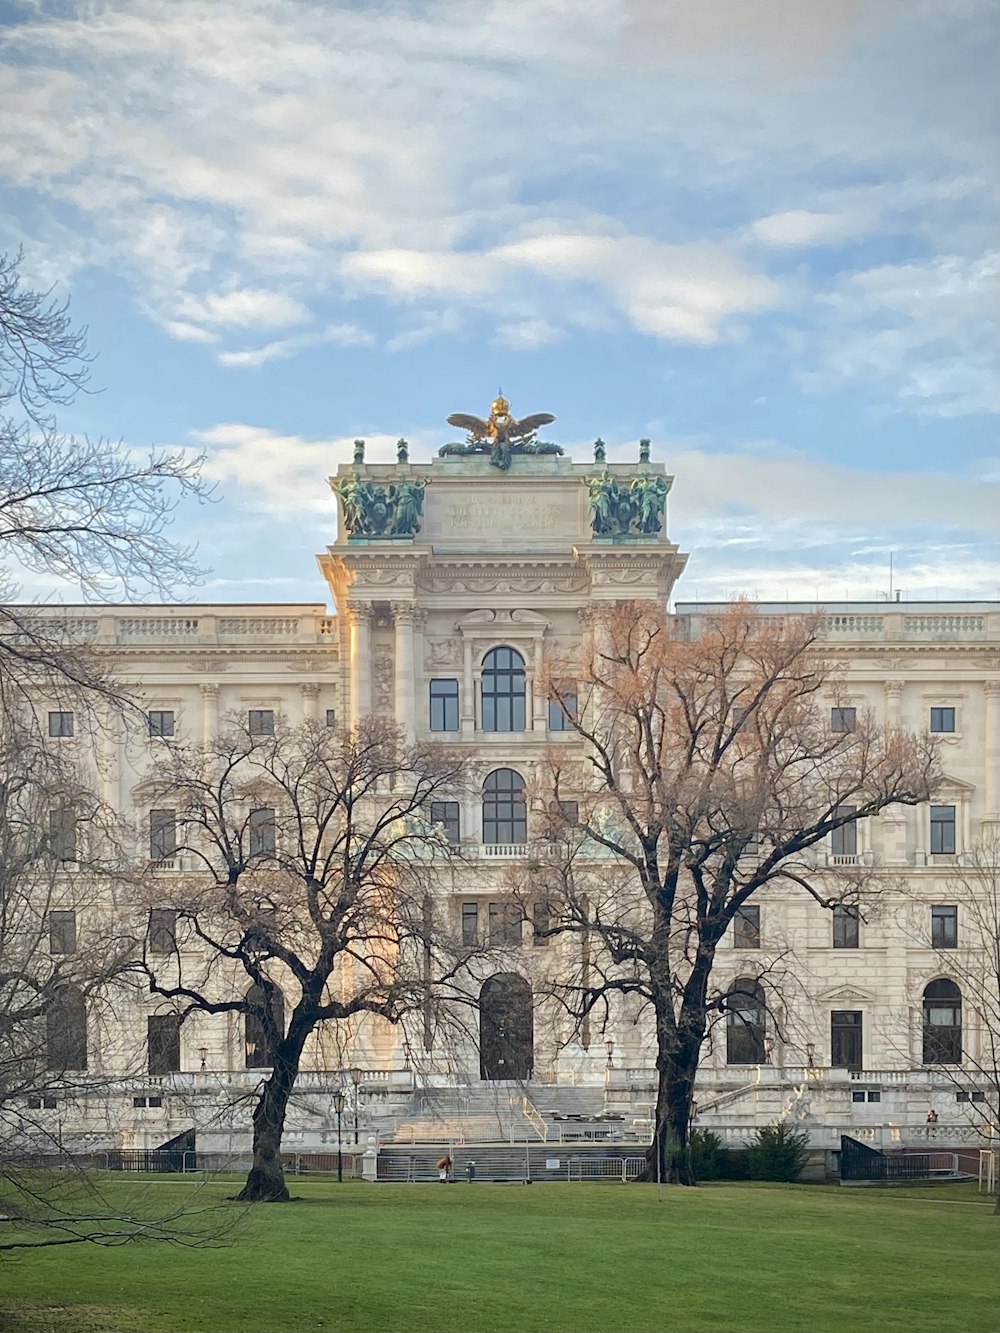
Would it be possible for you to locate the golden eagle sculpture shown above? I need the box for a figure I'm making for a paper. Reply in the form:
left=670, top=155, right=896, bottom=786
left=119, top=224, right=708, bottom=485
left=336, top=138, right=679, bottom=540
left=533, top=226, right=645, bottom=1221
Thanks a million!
left=441, top=394, right=561, bottom=470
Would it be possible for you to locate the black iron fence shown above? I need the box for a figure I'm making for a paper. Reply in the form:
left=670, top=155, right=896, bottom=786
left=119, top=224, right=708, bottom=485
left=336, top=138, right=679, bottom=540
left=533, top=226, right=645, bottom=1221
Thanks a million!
left=840, top=1135, right=958, bottom=1182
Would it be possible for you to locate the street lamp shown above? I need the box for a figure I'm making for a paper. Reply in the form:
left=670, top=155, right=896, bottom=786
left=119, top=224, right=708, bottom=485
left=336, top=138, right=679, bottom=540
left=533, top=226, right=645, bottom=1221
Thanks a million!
left=332, top=1090, right=346, bottom=1183
left=348, top=1066, right=362, bottom=1144
left=605, top=1039, right=615, bottom=1069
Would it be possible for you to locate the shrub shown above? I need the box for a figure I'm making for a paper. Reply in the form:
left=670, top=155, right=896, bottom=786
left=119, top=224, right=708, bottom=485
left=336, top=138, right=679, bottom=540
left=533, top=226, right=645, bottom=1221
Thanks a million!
left=746, top=1122, right=810, bottom=1182
left=717, top=1148, right=751, bottom=1180
left=689, top=1128, right=724, bottom=1181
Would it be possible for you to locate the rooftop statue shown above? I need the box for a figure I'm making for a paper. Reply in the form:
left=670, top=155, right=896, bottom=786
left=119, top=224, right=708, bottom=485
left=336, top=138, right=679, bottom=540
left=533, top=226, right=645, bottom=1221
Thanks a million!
left=586, top=470, right=667, bottom=538
left=441, top=393, right=562, bottom=471
left=333, top=475, right=427, bottom=540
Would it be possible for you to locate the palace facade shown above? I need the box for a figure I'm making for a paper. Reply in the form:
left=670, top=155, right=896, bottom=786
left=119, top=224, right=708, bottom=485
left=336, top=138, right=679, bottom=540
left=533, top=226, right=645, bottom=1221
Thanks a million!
left=23, top=421, right=1000, bottom=1156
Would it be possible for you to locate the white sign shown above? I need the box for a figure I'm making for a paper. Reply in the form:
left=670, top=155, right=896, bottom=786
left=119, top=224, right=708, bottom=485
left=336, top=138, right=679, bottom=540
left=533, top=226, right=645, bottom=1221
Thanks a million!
left=545, top=1158, right=561, bottom=1170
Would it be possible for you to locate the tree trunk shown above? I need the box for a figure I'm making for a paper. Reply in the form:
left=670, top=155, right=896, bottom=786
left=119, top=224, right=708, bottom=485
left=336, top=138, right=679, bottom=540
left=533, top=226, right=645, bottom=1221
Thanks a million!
left=643, top=1033, right=701, bottom=1185
left=235, top=1032, right=307, bottom=1203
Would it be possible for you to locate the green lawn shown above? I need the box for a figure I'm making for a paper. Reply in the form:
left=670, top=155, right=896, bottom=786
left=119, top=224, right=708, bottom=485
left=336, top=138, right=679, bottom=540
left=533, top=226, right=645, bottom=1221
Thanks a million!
left=1, top=1178, right=997, bottom=1333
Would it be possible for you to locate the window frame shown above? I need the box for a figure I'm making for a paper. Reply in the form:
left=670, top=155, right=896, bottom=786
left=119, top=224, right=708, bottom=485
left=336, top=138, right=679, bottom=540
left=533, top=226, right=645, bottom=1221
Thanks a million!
left=430, top=800, right=461, bottom=844
left=488, top=900, right=522, bottom=947
left=147, top=709, right=175, bottom=738
left=429, top=678, right=460, bottom=732
left=149, top=808, right=178, bottom=861
left=830, top=1009, right=863, bottom=1071
left=733, top=904, right=761, bottom=950
left=922, top=979, right=962, bottom=1065
left=482, top=768, right=527, bottom=845
left=249, top=806, right=277, bottom=856
left=830, top=706, right=857, bottom=734
left=929, top=706, right=956, bottom=734
left=248, top=708, right=275, bottom=737
left=931, top=905, right=958, bottom=949
left=832, top=903, right=860, bottom=949
left=148, top=908, right=177, bottom=955
left=830, top=806, right=858, bottom=858
left=480, top=646, right=526, bottom=733
left=48, top=807, right=77, bottom=863
left=147, top=1013, right=182, bottom=1075
left=47, top=710, right=74, bottom=738
left=930, top=804, right=957, bottom=855
left=547, top=689, right=578, bottom=733
left=47, top=909, right=77, bottom=956
left=461, top=901, right=479, bottom=946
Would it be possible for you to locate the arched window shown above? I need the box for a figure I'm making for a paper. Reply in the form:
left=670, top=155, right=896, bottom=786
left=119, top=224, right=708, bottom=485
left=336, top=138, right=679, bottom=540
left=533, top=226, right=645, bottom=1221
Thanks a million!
left=480, top=974, right=533, bottom=1080
left=923, top=978, right=962, bottom=1064
left=725, top=977, right=766, bottom=1065
left=483, top=769, right=527, bottom=846
left=481, top=646, right=526, bottom=732
left=245, top=982, right=285, bottom=1069
left=46, top=985, right=87, bottom=1071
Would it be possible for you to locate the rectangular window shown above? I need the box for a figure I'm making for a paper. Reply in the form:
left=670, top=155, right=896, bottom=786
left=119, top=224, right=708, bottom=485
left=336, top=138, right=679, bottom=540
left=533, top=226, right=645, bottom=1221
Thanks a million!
left=148, top=908, right=177, bottom=955
left=832, top=904, right=860, bottom=949
left=547, top=691, right=578, bottom=732
left=557, top=800, right=579, bottom=824
left=149, top=809, right=177, bottom=861
left=48, top=710, right=74, bottom=737
left=325, top=709, right=336, bottom=728
left=532, top=901, right=552, bottom=947
left=429, top=679, right=459, bottom=732
left=147, top=1014, right=182, bottom=1075
left=249, top=807, right=276, bottom=856
left=733, top=905, right=761, bottom=949
left=48, top=808, right=77, bottom=862
left=248, top=709, right=274, bottom=736
left=867, top=1090, right=881, bottom=1103
left=930, top=707, right=955, bottom=733
left=461, top=901, right=479, bottom=946
left=931, top=905, right=958, bottom=949
left=148, top=709, right=175, bottom=738
left=831, top=1010, right=863, bottom=1071
left=27, top=1095, right=58, bottom=1110
left=48, top=909, right=77, bottom=955
left=831, top=806, right=858, bottom=858
left=830, top=706, right=856, bottom=734
left=430, top=801, right=460, bottom=843
left=851, top=1089, right=866, bottom=1103
left=930, top=805, right=956, bottom=855
left=488, top=901, right=521, bottom=946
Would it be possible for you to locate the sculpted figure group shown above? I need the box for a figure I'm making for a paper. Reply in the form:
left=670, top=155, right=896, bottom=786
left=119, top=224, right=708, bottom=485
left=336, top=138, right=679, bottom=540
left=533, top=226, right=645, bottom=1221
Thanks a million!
left=587, top=471, right=667, bottom=537
left=335, top=475, right=426, bottom=539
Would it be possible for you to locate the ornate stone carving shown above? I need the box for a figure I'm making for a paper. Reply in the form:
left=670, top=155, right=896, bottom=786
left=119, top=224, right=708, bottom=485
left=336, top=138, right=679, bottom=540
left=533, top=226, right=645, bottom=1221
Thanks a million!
left=586, top=471, right=667, bottom=537
left=425, top=638, right=462, bottom=668
left=440, top=394, right=561, bottom=471
left=372, top=645, right=394, bottom=710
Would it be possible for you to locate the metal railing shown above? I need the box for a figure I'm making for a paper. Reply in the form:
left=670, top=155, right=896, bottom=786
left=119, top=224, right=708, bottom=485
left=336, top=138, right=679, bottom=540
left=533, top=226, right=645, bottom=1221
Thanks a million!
left=567, top=1155, right=646, bottom=1182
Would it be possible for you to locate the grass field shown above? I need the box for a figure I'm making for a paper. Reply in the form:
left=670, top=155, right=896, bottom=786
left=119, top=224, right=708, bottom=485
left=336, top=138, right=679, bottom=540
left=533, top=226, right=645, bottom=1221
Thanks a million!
left=1, top=1178, right=996, bottom=1333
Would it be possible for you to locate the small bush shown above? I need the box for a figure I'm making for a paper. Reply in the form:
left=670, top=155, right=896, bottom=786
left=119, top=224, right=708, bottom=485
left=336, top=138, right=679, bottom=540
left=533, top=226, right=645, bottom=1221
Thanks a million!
left=746, top=1122, right=810, bottom=1182
left=689, top=1128, right=724, bottom=1181
left=717, top=1148, right=751, bottom=1180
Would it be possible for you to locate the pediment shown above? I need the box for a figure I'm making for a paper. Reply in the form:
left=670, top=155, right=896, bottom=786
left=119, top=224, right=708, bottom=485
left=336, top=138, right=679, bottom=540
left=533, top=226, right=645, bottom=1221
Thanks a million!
left=817, top=985, right=877, bottom=1004
left=937, top=773, right=976, bottom=794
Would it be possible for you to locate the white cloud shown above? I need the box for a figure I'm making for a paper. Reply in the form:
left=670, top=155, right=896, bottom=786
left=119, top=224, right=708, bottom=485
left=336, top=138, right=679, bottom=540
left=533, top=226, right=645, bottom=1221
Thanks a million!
left=178, top=287, right=310, bottom=330
left=749, top=209, right=872, bottom=248
left=217, top=322, right=374, bottom=368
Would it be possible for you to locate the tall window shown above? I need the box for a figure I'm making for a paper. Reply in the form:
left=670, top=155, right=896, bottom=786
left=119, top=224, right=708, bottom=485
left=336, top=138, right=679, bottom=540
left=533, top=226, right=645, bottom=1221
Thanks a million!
left=149, top=809, right=177, bottom=861
left=148, top=1014, right=182, bottom=1075
left=47, top=909, right=77, bottom=955
left=733, top=905, right=761, bottom=949
left=48, top=710, right=74, bottom=737
left=832, top=904, right=860, bottom=949
left=831, top=806, right=857, bottom=857
left=930, top=805, right=956, bottom=855
left=248, top=709, right=275, bottom=736
left=48, top=808, right=77, bottom=862
left=923, top=979, right=962, bottom=1064
left=245, top=982, right=284, bottom=1069
left=532, top=901, right=551, bottom=947
left=930, top=707, right=955, bottom=733
left=931, top=905, right=958, bottom=949
left=547, top=690, right=577, bottom=732
left=430, top=801, right=461, bottom=843
left=148, top=710, right=175, bottom=738
left=481, top=647, right=526, bottom=732
left=148, top=909, right=177, bottom=955
left=461, top=901, right=479, bottom=946
left=47, top=986, right=87, bottom=1070
left=325, top=708, right=337, bottom=728
left=831, top=1010, right=863, bottom=1071
left=830, top=706, right=856, bottom=733
left=725, top=978, right=766, bottom=1065
left=488, top=901, right=522, bottom=946
left=482, top=769, right=527, bottom=845
left=249, top=807, right=276, bottom=856
left=429, top=679, right=459, bottom=731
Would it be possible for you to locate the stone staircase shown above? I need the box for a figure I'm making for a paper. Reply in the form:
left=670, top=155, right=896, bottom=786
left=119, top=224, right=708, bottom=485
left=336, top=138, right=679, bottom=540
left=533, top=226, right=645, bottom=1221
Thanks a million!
left=387, top=1083, right=544, bottom=1144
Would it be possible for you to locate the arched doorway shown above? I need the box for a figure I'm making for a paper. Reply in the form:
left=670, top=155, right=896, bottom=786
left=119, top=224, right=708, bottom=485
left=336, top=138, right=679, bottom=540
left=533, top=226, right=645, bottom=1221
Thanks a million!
left=479, top=973, right=533, bottom=1080
left=922, top=978, right=962, bottom=1064
left=725, top=976, right=767, bottom=1065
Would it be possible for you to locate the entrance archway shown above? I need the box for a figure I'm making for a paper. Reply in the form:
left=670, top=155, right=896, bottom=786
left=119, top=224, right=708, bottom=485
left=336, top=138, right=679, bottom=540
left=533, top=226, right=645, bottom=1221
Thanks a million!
left=479, top=973, right=533, bottom=1080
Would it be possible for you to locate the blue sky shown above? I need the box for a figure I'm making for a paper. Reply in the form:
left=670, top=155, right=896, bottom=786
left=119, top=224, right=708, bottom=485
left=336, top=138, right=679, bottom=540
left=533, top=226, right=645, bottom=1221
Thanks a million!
left=1, top=0, right=997, bottom=606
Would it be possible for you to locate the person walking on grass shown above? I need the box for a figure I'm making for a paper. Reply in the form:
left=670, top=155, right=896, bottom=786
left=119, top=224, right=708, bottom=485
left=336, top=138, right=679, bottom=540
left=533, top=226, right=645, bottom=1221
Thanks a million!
left=437, top=1154, right=453, bottom=1183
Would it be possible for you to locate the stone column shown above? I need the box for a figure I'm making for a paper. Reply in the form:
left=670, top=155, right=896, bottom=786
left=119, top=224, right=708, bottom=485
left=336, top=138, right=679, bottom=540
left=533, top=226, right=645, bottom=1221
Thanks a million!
left=200, top=682, right=219, bottom=743
left=883, top=679, right=904, bottom=729
left=880, top=680, right=907, bottom=863
left=301, top=681, right=319, bottom=723
left=392, top=603, right=416, bottom=743
left=984, top=680, right=1000, bottom=826
left=461, top=636, right=475, bottom=739
left=348, top=603, right=372, bottom=721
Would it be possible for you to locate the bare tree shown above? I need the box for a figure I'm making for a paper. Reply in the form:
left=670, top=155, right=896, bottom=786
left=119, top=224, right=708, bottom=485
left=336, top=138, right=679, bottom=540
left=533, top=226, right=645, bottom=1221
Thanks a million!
left=529, top=601, right=938, bottom=1183
left=140, top=715, right=471, bottom=1202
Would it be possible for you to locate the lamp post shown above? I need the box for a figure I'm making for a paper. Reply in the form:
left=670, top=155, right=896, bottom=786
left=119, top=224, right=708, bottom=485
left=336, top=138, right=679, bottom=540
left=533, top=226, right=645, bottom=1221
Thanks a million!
left=349, top=1066, right=362, bottom=1144
left=333, top=1090, right=346, bottom=1183
left=605, top=1039, right=615, bottom=1069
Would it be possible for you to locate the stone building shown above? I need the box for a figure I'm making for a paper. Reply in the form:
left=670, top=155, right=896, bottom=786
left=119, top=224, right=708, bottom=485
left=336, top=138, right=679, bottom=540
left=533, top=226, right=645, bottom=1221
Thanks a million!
left=20, top=411, right=1000, bottom=1154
